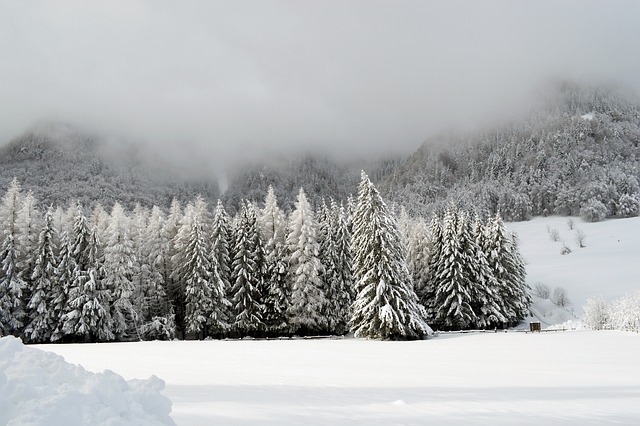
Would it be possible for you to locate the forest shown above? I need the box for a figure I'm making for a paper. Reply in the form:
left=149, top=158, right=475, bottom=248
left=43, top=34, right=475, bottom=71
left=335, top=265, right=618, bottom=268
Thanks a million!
left=0, top=173, right=529, bottom=342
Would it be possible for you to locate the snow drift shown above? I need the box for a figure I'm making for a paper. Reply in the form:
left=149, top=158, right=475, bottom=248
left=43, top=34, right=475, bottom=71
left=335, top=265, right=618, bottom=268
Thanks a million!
left=0, top=336, right=174, bottom=425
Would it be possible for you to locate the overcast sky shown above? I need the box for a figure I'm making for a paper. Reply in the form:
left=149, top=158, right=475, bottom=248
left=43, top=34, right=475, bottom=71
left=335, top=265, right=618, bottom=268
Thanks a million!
left=2, top=0, right=640, bottom=169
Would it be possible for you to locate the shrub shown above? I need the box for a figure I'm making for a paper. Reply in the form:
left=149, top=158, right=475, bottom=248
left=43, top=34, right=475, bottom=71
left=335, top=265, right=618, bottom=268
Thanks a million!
left=580, top=198, right=608, bottom=222
left=533, top=282, right=551, bottom=299
left=551, top=286, right=571, bottom=307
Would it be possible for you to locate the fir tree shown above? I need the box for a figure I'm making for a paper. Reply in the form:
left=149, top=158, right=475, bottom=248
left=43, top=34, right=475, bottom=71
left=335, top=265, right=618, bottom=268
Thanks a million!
left=24, top=207, right=59, bottom=343
left=0, top=234, right=26, bottom=336
left=211, top=200, right=232, bottom=313
left=50, top=230, right=74, bottom=342
left=62, top=202, right=113, bottom=342
left=181, top=198, right=228, bottom=339
left=259, top=189, right=289, bottom=335
left=286, top=188, right=328, bottom=336
left=103, top=203, right=137, bottom=340
left=350, top=172, right=431, bottom=340
left=230, top=201, right=265, bottom=336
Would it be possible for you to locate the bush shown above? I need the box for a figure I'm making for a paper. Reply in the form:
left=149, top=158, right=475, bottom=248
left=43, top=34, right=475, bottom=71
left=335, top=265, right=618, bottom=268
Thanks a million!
left=560, top=243, right=572, bottom=255
left=580, top=198, right=608, bottom=222
left=549, top=228, right=560, bottom=242
left=551, top=286, right=571, bottom=307
left=582, top=297, right=611, bottom=330
left=575, top=229, right=586, bottom=248
left=616, top=193, right=639, bottom=218
left=533, top=282, right=551, bottom=299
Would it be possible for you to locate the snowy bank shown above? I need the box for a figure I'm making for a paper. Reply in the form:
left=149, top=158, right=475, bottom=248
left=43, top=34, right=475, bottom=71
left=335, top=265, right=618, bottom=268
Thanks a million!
left=0, top=336, right=175, bottom=426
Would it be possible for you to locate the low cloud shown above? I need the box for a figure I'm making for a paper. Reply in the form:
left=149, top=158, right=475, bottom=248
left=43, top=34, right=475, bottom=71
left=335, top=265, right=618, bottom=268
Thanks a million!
left=1, top=0, right=639, bottom=172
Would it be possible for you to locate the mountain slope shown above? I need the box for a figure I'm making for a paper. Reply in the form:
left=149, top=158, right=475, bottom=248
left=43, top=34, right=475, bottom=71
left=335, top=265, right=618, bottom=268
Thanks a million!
left=0, top=123, right=220, bottom=210
left=379, top=83, right=640, bottom=220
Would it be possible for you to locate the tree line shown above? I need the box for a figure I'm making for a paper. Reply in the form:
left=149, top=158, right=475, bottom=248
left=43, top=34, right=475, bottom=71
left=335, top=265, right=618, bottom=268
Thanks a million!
left=0, top=173, right=530, bottom=342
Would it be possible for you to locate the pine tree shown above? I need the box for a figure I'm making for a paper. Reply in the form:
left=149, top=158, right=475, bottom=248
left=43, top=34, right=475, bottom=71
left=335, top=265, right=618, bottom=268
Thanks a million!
left=16, top=191, right=40, bottom=305
left=170, top=200, right=190, bottom=338
left=62, top=202, right=113, bottom=342
left=485, top=213, right=531, bottom=325
left=211, top=200, right=232, bottom=315
left=103, top=203, right=137, bottom=340
left=421, top=214, right=443, bottom=323
left=0, top=178, right=26, bottom=336
left=432, top=207, right=477, bottom=329
left=230, top=201, right=265, bottom=336
left=50, top=230, right=74, bottom=342
left=286, top=188, right=328, bottom=336
left=24, top=207, right=59, bottom=343
left=259, top=189, right=289, bottom=335
left=180, top=198, right=228, bottom=339
left=350, top=172, right=431, bottom=340
left=0, top=234, right=26, bottom=336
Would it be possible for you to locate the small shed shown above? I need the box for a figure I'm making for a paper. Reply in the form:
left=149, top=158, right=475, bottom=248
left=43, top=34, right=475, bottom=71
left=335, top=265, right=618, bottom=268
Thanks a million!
left=529, top=322, right=541, bottom=333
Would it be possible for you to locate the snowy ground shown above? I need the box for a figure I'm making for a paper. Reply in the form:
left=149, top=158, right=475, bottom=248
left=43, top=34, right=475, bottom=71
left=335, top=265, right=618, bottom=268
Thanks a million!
left=36, top=331, right=640, bottom=425
left=19, top=216, right=640, bottom=424
left=507, top=216, right=640, bottom=316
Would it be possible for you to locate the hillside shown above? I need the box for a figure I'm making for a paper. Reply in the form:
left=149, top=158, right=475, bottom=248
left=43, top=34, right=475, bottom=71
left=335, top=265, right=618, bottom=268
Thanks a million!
left=379, top=83, right=640, bottom=221
left=507, top=215, right=640, bottom=317
left=0, top=123, right=220, bottom=210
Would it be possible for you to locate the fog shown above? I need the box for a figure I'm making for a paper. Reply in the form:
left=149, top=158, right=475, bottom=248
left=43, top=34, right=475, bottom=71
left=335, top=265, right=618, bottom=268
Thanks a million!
left=1, top=0, right=640, bottom=172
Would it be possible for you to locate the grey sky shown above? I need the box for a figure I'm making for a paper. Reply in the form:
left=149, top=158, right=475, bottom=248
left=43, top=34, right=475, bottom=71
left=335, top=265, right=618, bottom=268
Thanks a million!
left=1, top=0, right=640, bottom=169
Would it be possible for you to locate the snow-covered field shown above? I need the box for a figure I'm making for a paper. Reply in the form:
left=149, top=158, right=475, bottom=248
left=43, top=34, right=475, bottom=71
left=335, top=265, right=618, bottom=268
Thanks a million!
left=7, top=215, right=640, bottom=425
left=35, top=331, right=640, bottom=425
left=507, top=216, right=640, bottom=316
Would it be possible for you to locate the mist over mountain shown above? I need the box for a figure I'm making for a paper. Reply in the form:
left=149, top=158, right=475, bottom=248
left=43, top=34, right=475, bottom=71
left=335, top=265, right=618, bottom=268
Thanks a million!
left=378, top=83, right=640, bottom=221
left=0, top=123, right=220, bottom=210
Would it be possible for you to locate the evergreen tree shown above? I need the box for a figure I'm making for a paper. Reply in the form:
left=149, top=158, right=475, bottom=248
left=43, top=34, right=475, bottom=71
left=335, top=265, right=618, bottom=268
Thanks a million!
left=259, top=189, right=289, bottom=335
left=421, top=214, right=443, bottom=323
left=180, top=198, right=228, bottom=339
left=62, top=202, right=113, bottom=342
left=0, top=178, right=26, bottom=336
left=0, top=234, right=26, bottom=336
left=485, top=213, right=531, bottom=325
left=142, top=206, right=172, bottom=331
left=24, top=207, right=59, bottom=343
left=169, top=200, right=190, bottom=338
left=50, top=230, right=74, bottom=342
left=432, top=207, right=477, bottom=329
left=16, top=191, right=40, bottom=301
left=286, top=188, right=328, bottom=335
left=350, top=172, right=431, bottom=340
left=211, top=200, right=232, bottom=312
left=230, top=201, right=265, bottom=336
left=103, top=203, right=137, bottom=340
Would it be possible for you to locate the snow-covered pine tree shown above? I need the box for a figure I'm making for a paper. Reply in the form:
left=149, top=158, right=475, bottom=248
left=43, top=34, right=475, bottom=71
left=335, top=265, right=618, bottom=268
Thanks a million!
left=432, top=207, right=478, bottom=330
left=349, top=172, right=431, bottom=340
left=179, top=198, right=228, bottom=339
left=508, top=232, right=532, bottom=322
left=333, top=200, right=354, bottom=325
left=62, top=202, right=113, bottom=342
left=318, top=199, right=352, bottom=335
left=467, top=214, right=506, bottom=328
left=140, top=205, right=174, bottom=340
left=421, top=214, right=443, bottom=323
left=286, top=188, right=328, bottom=336
left=407, top=218, right=430, bottom=302
left=485, top=213, right=531, bottom=325
left=211, top=200, right=232, bottom=311
left=230, top=201, right=265, bottom=337
left=129, top=204, right=149, bottom=328
left=24, top=206, right=59, bottom=343
left=50, top=230, right=74, bottom=342
left=169, top=200, right=190, bottom=338
left=0, top=234, right=26, bottom=337
left=16, top=191, right=40, bottom=304
left=103, top=202, right=137, bottom=340
left=259, top=189, right=289, bottom=335
left=0, top=178, right=26, bottom=336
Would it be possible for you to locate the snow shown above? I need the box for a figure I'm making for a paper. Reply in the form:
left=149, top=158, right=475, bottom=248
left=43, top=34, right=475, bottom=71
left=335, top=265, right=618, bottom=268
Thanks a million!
left=507, top=216, right=640, bottom=316
left=581, top=112, right=594, bottom=121
left=0, top=336, right=174, bottom=425
left=35, top=332, right=640, bottom=425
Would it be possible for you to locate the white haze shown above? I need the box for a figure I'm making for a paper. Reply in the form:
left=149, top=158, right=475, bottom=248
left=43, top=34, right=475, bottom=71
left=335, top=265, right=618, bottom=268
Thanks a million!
left=1, top=0, right=640, bottom=172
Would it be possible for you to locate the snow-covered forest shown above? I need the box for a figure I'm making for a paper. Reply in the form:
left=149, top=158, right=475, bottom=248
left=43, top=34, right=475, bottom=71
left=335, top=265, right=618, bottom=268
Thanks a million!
left=0, top=172, right=530, bottom=343
left=380, top=83, right=640, bottom=221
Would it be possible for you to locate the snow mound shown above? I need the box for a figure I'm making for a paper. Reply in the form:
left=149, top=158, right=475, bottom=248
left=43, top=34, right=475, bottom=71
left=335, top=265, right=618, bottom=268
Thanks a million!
left=0, top=336, right=175, bottom=426
left=581, top=112, right=594, bottom=121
